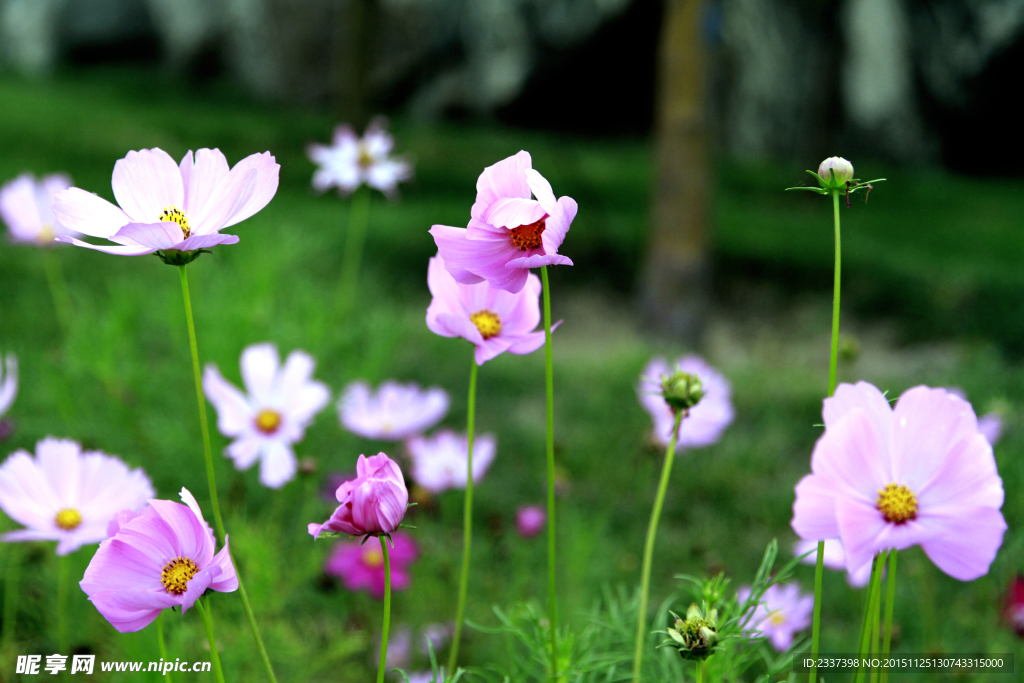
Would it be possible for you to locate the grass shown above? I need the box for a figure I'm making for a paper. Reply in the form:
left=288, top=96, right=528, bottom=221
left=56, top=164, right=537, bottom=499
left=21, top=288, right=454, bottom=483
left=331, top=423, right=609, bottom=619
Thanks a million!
left=0, top=67, right=1022, bottom=681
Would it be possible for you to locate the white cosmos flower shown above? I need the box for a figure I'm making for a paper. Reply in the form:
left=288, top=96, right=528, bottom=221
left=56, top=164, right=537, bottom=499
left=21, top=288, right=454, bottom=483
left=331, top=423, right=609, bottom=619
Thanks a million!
left=0, top=173, right=76, bottom=246
left=307, top=118, right=412, bottom=198
left=339, top=380, right=449, bottom=441
left=0, top=353, right=16, bottom=418
left=203, top=343, right=330, bottom=488
left=407, top=430, right=496, bottom=494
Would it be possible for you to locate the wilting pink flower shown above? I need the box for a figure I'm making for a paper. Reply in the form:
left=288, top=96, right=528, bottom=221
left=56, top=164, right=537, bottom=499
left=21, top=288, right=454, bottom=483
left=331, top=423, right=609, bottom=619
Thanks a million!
left=309, top=453, right=409, bottom=538
left=637, top=356, right=734, bottom=450
left=426, top=254, right=556, bottom=365
left=203, top=343, right=330, bottom=489
left=0, top=173, right=75, bottom=246
left=737, top=583, right=814, bottom=652
left=0, top=353, right=16, bottom=419
left=430, top=151, right=577, bottom=294
left=1004, top=575, right=1024, bottom=637
left=407, top=430, right=496, bottom=494
left=325, top=531, right=418, bottom=599
left=307, top=118, right=412, bottom=197
left=52, top=148, right=278, bottom=257
left=80, top=488, right=237, bottom=632
left=516, top=505, right=546, bottom=539
left=793, top=538, right=871, bottom=587
left=792, top=382, right=1006, bottom=581
left=0, top=437, right=153, bottom=555
left=339, top=380, right=448, bottom=441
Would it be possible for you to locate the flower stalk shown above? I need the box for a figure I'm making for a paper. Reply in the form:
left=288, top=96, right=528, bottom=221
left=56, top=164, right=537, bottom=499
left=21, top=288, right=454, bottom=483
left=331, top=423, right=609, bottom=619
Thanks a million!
left=196, top=598, right=225, bottom=683
left=337, top=186, right=371, bottom=320
left=376, top=539, right=392, bottom=683
left=879, top=551, right=898, bottom=683
left=157, top=612, right=173, bottom=683
left=541, top=265, right=559, bottom=682
left=41, top=250, right=73, bottom=339
left=2, top=546, right=19, bottom=652
left=56, top=554, right=69, bottom=654
left=448, top=357, right=478, bottom=672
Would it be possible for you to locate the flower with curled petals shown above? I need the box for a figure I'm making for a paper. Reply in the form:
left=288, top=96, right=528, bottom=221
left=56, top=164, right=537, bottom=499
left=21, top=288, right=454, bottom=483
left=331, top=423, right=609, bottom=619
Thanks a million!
left=0, top=173, right=76, bottom=246
left=52, top=148, right=278, bottom=263
left=203, top=342, right=330, bottom=489
left=737, top=583, right=813, bottom=652
left=324, top=531, right=418, bottom=599
left=308, top=452, right=409, bottom=538
left=792, top=381, right=1007, bottom=581
left=307, top=118, right=412, bottom=198
left=637, top=356, right=734, bottom=451
left=339, top=380, right=448, bottom=441
left=80, top=488, right=237, bottom=633
left=0, top=437, right=153, bottom=556
left=430, top=151, right=577, bottom=294
left=407, top=429, right=496, bottom=494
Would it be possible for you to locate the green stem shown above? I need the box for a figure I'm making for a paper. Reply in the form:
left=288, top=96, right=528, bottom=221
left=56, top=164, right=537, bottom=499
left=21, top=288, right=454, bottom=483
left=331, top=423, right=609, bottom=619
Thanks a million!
left=448, top=357, right=479, bottom=673
left=696, top=660, right=703, bottom=683
left=869, top=552, right=887, bottom=683
left=337, top=186, right=371, bottom=320
left=157, top=612, right=173, bottom=683
left=377, top=539, right=392, bottom=683
left=632, top=409, right=685, bottom=683
left=854, top=554, right=884, bottom=683
left=41, top=250, right=73, bottom=338
left=879, top=551, right=898, bottom=683
left=2, top=545, right=19, bottom=652
left=540, top=266, right=558, bottom=683
left=57, top=554, right=68, bottom=654
left=196, top=598, right=225, bottom=683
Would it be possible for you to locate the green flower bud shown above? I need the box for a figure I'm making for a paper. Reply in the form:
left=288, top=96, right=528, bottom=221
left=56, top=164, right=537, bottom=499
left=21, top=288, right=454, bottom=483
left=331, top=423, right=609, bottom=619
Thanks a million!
left=818, top=156, right=854, bottom=186
left=663, top=603, right=719, bottom=661
left=660, top=371, right=706, bottom=412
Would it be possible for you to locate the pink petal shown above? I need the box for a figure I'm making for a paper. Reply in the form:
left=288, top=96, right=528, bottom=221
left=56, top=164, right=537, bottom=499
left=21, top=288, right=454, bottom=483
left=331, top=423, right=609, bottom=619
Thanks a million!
left=54, top=235, right=155, bottom=255
left=179, top=567, right=213, bottom=615
left=0, top=174, right=43, bottom=241
left=810, top=410, right=888, bottom=504
left=429, top=226, right=486, bottom=284
left=147, top=499, right=213, bottom=568
left=241, top=343, right=279, bottom=404
left=478, top=197, right=546, bottom=230
left=506, top=327, right=552, bottom=356
left=85, top=590, right=177, bottom=633
left=52, top=188, right=131, bottom=238
left=226, top=436, right=262, bottom=470
left=180, top=149, right=230, bottom=230
left=203, top=364, right=253, bottom=436
left=835, top=497, right=932, bottom=575
left=524, top=168, right=556, bottom=207
left=506, top=253, right=574, bottom=269
left=208, top=538, right=238, bottom=592
left=474, top=337, right=516, bottom=365
left=791, top=474, right=841, bottom=541
left=218, top=152, right=280, bottom=229
left=823, top=382, right=893, bottom=431
left=178, top=233, right=239, bottom=250
left=435, top=313, right=485, bottom=346
left=471, top=151, right=533, bottom=220
left=113, top=222, right=185, bottom=250
left=918, top=505, right=1007, bottom=580
left=111, top=149, right=184, bottom=223
left=916, top=433, right=1003, bottom=511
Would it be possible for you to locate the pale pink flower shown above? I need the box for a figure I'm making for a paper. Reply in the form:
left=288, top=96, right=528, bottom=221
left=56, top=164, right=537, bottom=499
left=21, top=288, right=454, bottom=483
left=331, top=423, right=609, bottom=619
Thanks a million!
left=339, top=380, right=448, bottom=441
left=52, top=148, right=278, bottom=257
left=637, top=356, right=734, bottom=450
left=793, top=538, right=872, bottom=588
left=737, top=583, right=814, bottom=652
left=0, top=173, right=75, bottom=246
left=792, top=382, right=1007, bottom=581
left=307, top=118, right=412, bottom=197
left=80, top=488, right=237, bottom=632
left=0, top=353, right=16, bottom=419
left=430, top=151, right=577, bottom=293
left=979, top=413, right=1004, bottom=445
left=0, top=437, right=153, bottom=555
left=325, top=532, right=418, bottom=599
left=203, top=343, right=330, bottom=489
left=818, top=157, right=854, bottom=184
left=426, top=254, right=555, bottom=365
left=309, top=453, right=409, bottom=538
left=406, top=430, right=496, bottom=494
left=516, top=505, right=546, bottom=539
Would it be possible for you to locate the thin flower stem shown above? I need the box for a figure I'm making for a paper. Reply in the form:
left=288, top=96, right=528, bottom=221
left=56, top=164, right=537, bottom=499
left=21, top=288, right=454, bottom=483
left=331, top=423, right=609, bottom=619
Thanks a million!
left=377, top=540, right=392, bottom=683
left=337, top=186, right=372, bottom=320
left=448, top=357, right=478, bottom=673
left=854, top=554, right=884, bottom=683
left=196, top=598, right=226, bottom=683
left=41, top=250, right=73, bottom=338
left=695, top=660, right=703, bottom=683
left=57, top=553, right=68, bottom=654
left=157, top=612, right=173, bottom=683
left=879, top=551, right=898, bottom=683
left=2, top=546, right=19, bottom=652
left=869, top=552, right=888, bottom=683
left=632, top=409, right=685, bottom=683
left=540, top=265, right=558, bottom=683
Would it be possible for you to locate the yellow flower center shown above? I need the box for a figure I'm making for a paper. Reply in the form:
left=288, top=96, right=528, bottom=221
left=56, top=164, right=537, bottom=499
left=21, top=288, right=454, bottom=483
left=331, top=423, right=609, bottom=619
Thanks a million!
left=161, top=557, right=199, bottom=595
left=158, top=205, right=191, bottom=239
left=357, top=145, right=374, bottom=169
left=768, top=610, right=786, bottom=626
left=509, top=218, right=546, bottom=250
left=470, top=310, right=502, bottom=339
left=54, top=508, right=82, bottom=530
left=362, top=548, right=384, bottom=567
left=255, top=409, right=283, bottom=435
left=876, top=483, right=918, bottom=524
left=38, top=224, right=55, bottom=244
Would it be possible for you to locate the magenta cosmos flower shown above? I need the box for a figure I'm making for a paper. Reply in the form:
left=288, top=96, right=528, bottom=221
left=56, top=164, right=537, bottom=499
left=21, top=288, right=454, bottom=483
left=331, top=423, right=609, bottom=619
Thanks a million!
left=52, top=148, right=278, bottom=260
left=0, top=173, right=76, bottom=246
left=406, top=429, right=496, bottom=494
left=793, top=538, right=871, bottom=587
left=426, top=254, right=555, bottom=365
left=339, top=380, right=448, bottom=441
left=325, top=531, right=418, bottom=599
left=80, top=488, right=237, bottom=633
left=308, top=452, right=409, bottom=538
left=516, top=505, right=546, bottom=539
left=430, top=151, right=577, bottom=293
left=203, top=342, right=330, bottom=488
left=0, top=352, right=16, bottom=419
left=0, top=437, right=153, bottom=555
left=307, top=118, right=412, bottom=197
left=637, top=356, right=734, bottom=450
left=737, top=583, right=814, bottom=652
left=792, top=382, right=1006, bottom=581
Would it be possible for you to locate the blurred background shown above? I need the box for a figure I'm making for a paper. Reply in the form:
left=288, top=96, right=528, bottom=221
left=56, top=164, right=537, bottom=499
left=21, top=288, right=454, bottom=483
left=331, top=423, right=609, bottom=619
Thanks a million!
left=1, top=1, right=1024, bottom=681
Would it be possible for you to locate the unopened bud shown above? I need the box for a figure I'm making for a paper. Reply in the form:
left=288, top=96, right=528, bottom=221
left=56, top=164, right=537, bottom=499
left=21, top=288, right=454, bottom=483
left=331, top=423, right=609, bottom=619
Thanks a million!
left=661, top=371, right=705, bottom=412
left=663, top=603, right=719, bottom=661
left=818, top=157, right=854, bottom=185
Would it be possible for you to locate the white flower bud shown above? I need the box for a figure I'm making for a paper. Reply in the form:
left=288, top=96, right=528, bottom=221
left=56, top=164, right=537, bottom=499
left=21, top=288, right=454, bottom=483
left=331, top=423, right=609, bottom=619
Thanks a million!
left=818, top=157, right=854, bottom=185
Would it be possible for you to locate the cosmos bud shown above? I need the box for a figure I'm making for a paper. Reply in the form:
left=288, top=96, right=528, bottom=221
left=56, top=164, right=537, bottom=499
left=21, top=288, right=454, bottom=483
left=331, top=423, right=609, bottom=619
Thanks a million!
left=660, top=371, right=706, bottom=412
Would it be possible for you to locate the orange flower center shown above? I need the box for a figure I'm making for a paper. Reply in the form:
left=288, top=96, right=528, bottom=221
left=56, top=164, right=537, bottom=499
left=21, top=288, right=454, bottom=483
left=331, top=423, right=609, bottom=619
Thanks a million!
left=509, top=219, right=546, bottom=250
left=160, top=557, right=198, bottom=594
left=876, top=483, right=918, bottom=524
left=470, top=310, right=502, bottom=339
left=255, top=409, right=282, bottom=435
left=54, top=508, right=82, bottom=530
left=158, top=205, right=191, bottom=239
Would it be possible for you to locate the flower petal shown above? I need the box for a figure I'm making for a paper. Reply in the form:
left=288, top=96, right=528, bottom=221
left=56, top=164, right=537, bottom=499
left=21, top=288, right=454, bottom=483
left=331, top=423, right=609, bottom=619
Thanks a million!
left=111, top=149, right=184, bottom=223
left=471, top=151, right=533, bottom=220
left=258, top=440, right=297, bottom=489
left=54, top=235, right=156, bottom=255
left=203, top=364, right=253, bottom=436
left=52, top=188, right=132, bottom=238
left=240, top=342, right=279, bottom=404
left=113, top=222, right=185, bottom=250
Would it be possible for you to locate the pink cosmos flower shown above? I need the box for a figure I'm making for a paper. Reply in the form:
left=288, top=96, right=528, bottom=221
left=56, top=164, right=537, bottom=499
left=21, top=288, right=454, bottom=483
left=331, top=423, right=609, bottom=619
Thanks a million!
left=978, top=413, right=1004, bottom=446
left=339, top=380, right=448, bottom=441
left=792, top=382, right=1007, bottom=581
left=430, top=151, right=577, bottom=294
left=308, top=452, right=409, bottom=538
left=737, top=583, right=814, bottom=652
left=516, top=505, right=546, bottom=539
left=0, top=173, right=76, bottom=246
left=0, top=353, right=16, bottom=419
left=426, top=254, right=555, bottom=365
left=0, top=437, right=154, bottom=556
left=203, top=342, right=330, bottom=489
left=406, top=430, right=496, bottom=494
left=793, top=538, right=872, bottom=588
left=324, top=531, right=418, bottom=599
left=307, top=118, right=412, bottom=198
left=52, top=148, right=278, bottom=258
left=80, top=488, right=237, bottom=633
left=637, top=356, right=734, bottom=450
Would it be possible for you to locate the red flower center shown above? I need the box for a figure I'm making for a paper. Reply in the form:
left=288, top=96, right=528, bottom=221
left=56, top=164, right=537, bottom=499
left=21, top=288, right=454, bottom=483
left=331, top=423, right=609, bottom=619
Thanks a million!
left=509, top=219, right=546, bottom=251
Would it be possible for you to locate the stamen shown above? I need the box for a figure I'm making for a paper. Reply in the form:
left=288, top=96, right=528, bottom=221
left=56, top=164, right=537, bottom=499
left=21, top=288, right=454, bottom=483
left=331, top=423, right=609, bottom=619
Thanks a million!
left=363, top=548, right=383, bottom=568
left=768, top=610, right=786, bottom=626
left=255, top=409, right=283, bottom=435
left=158, top=206, right=191, bottom=239
left=876, top=483, right=918, bottom=524
left=160, top=557, right=199, bottom=595
left=357, top=145, right=374, bottom=169
left=54, top=508, right=82, bottom=530
left=470, top=310, right=502, bottom=339
left=509, top=219, right=546, bottom=251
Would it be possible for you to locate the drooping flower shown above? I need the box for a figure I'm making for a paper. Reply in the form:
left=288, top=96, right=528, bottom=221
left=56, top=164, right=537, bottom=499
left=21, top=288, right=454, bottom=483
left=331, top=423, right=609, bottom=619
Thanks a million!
left=324, top=531, right=418, bottom=599
left=426, top=254, right=556, bottom=365
left=1004, top=575, right=1024, bottom=638
left=516, top=505, right=546, bottom=539
left=307, top=118, right=412, bottom=198
left=637, top=356, right=734, bottom=450
left=0, top=173, right=76, bottom=246
left=308, top=452, right=409, bottom=538
left=339, top=381, right=448, bottom=441
left=792, top=382, right=1006, bottom=581
left=793, top=538, right=871, bottom=588
left=203, top=342, right=330, bottom=489
left=406, top=430, right=496, bottom=494
left=430, top=151, right=577, bottom=294
left=52, top=148, right=279, bottom=262
left=737, top=583, right=814, bottom=652
left=0, top=352, right=16, bottom=419
left=80, top=488, right=237, bottom=632
left=0, top=437, right=154, bottom=556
